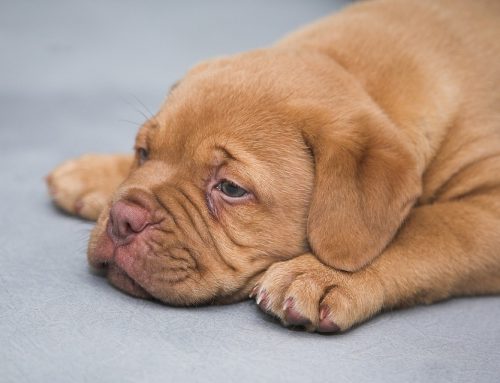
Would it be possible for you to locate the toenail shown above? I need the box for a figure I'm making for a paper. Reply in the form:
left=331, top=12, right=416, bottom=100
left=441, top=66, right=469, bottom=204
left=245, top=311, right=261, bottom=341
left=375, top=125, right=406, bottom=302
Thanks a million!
left=284, top=298, right=311, bottom=326
left=255, top=289, right=265, bottom=305
left=319, top=305, right=330, bottom=321
left=317, top=306, right=340, bottom=333
left=249, top=285, right=259, bottom=298
left=75, top=200, right=84, bottom=213
left=318, top=319, right=340, bottom=333
left=256, top=290, right=269, bottom=311
left=283, top=297, right=293, bottom=311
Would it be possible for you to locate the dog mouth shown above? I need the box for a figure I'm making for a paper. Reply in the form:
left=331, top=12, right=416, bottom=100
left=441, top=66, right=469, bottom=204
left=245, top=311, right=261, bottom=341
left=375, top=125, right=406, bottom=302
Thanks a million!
left=106, top=263, right=152, bottom=299
left=88, top=221, right=199, bottom=303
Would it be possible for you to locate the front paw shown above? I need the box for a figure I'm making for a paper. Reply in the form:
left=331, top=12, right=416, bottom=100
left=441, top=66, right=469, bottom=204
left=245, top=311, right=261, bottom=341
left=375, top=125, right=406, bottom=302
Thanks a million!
left=46, top=154, right=122, bottom=220
left=251, top=254, right=384, bottom=333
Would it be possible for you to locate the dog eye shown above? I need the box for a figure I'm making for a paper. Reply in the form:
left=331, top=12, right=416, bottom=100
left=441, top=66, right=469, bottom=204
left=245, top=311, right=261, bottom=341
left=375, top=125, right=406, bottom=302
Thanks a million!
left=137, top=148, right=149, bottom=165
left=217, top=180, right=247, bottom=198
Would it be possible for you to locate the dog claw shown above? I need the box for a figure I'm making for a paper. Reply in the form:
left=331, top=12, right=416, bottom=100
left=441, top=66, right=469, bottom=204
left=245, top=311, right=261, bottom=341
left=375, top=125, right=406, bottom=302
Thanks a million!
left=317, top=305, right=340, bottom=333
left=255, top=291, right=263, bottom=305
left=256, top=290, right=270, bottom=311
left=319, top=305, right=329, bottom=321
left=255, top=288, right=266, bottom=303
left=75, top=200, right=84, bottom=214
left=249, top=285, right=259, bottom=298
left=282, top=296, right=293, bottom=311
left=318, top=319, right=340, bottom=333
left=283, top=297, right=311, bottom=326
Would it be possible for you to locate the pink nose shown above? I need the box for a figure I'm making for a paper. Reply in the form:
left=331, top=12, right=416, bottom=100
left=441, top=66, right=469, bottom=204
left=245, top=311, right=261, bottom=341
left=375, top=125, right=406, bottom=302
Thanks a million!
left=108, top=201, right=151, bottom=244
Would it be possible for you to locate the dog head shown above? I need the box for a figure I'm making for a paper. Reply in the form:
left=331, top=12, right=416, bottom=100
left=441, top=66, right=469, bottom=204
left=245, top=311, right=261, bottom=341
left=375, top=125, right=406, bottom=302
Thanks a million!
left=88, top=50, right=420, bottom=305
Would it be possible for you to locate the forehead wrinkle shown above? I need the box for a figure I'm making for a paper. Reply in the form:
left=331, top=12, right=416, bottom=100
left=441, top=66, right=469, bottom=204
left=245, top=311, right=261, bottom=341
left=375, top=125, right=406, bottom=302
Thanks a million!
left=210, top=139, right=271, bottom=187
left=203, top=136, right=259, bottom=169
left=214, top=145, right=235, bottom=161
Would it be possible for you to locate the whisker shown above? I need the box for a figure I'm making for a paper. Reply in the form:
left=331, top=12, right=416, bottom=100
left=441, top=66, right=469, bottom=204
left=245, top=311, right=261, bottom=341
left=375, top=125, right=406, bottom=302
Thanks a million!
left=120, top=95, right=151, bottom=123
left=131, top=94, right=155, bottom=120
left=132, top=94, right=163, bottom=129
left=118, top=119, right=144, bottom=127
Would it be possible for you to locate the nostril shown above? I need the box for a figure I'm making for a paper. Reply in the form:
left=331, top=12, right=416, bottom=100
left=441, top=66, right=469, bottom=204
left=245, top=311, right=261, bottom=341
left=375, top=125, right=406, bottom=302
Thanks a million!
left=125, top=222, right=133, bottom=234
left=108, top=200, right=151, bottom=244
left=115, top=220, right=133, bottom=238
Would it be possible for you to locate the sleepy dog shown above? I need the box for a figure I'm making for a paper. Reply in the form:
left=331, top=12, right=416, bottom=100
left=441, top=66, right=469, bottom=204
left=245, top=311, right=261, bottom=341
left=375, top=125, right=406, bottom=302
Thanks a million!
left=46, top=0, right=500, bottom=333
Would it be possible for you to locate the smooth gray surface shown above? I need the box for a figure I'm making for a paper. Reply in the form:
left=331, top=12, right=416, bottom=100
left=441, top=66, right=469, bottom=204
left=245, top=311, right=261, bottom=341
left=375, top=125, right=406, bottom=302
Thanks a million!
left=1, top=1, right=499, bottom=382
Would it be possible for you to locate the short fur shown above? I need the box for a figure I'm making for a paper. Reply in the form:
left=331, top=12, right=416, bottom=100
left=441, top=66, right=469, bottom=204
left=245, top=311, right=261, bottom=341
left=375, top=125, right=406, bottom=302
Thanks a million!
left=47, top=0, right=500, bottom=332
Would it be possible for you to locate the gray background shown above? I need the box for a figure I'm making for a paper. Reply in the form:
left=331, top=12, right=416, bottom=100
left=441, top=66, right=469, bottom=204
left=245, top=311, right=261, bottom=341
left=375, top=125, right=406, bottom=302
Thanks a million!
left=1, top=0, right=499, bottom=382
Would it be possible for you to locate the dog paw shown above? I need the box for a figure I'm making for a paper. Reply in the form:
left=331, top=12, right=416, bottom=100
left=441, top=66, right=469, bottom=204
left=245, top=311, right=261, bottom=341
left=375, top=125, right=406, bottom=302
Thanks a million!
left=250, top=254, right=384, bottom=333
left=46, top=154, right=130, bottom=221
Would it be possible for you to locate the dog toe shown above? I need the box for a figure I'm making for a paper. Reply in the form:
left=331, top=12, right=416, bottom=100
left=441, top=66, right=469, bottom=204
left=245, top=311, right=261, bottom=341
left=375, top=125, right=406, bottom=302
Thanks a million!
left=252, top=254, right=384, bottom=333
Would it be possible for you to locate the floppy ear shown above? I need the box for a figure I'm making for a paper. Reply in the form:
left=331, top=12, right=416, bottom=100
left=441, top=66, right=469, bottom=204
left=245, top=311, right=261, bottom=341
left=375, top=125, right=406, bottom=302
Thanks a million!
left=302, top=107, right=421, bottom=272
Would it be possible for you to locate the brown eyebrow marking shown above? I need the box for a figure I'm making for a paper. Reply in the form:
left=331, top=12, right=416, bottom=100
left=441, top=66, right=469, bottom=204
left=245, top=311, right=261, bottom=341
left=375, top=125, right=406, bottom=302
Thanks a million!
left=215, top=145, right=236, bottom=161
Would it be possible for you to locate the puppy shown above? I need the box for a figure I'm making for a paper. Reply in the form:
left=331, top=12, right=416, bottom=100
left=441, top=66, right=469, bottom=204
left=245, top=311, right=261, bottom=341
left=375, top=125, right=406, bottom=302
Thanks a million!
left=47, top=0, right=500, bottom=332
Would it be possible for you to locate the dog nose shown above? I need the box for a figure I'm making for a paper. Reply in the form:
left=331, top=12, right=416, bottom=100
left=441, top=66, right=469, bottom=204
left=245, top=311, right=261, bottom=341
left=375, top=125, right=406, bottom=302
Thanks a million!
left=108, top=201, right=151, bottom=244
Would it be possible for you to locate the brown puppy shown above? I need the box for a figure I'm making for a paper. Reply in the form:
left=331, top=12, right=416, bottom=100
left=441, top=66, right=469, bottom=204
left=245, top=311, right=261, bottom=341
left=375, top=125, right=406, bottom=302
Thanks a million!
left=47, top=0, right=500, bottom=332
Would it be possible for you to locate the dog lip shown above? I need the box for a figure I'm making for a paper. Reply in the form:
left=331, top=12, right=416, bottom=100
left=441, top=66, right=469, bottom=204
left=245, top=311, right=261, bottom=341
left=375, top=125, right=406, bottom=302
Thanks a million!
left=88, top=235, right=152, bottom=299
left=107, top=263, right=152, bottom=299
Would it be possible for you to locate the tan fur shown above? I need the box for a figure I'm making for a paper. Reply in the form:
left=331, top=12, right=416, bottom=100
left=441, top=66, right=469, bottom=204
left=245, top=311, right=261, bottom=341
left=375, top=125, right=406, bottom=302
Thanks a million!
left=47, top=154, right=132, bottom=220
left=47, top=0, right=500, bottom=332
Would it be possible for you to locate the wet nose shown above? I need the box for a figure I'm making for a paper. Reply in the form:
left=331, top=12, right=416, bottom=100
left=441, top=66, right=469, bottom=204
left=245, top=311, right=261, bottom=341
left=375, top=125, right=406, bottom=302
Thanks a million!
left=108, top=201, right=151, bottom=244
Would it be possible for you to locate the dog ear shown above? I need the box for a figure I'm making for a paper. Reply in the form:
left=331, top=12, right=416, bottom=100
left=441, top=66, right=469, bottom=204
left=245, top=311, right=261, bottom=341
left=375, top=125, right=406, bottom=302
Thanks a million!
left=302, top=106, right=421, bottom=272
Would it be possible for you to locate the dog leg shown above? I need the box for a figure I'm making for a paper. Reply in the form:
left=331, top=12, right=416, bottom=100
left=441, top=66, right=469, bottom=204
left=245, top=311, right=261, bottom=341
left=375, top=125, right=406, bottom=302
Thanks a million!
left=46, top=154, right=133, bottom=221
left=253, top=190, right=500, bottom=332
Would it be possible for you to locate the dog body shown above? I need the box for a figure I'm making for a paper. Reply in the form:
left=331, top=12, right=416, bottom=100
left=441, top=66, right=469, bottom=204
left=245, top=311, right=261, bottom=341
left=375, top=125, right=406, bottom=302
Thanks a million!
left=47, top=0, right=500, bottom=332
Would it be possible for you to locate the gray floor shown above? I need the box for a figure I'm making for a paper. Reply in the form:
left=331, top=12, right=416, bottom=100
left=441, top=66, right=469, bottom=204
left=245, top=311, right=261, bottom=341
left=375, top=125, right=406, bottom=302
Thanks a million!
left=1, top=1, right=499, bottom=382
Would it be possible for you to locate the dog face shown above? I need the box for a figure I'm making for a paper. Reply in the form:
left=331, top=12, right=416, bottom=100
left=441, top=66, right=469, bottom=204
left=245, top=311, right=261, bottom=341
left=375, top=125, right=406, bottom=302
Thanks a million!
left=88, top=52, right=317, bottom=305
left=88, top=51, right=420, bottom=305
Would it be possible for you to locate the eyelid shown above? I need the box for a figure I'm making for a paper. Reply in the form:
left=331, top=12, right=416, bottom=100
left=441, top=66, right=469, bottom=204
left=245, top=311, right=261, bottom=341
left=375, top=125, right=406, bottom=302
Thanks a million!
left=135, top=125, right=152, bottom=150
left=214, top=166, right=256, bottom=196
left=209, top=162, right=258, bottom=201
left=214, top=178, right=245, bottom=191
left=135, top=146, right=149, bottom=165
left=217, top=179, right=240, bottom=188
left=214, top=180, right=254, bottom=205
left=134, top=145, right=148, bottom=155
left=134, top=141, right=147, bottom=150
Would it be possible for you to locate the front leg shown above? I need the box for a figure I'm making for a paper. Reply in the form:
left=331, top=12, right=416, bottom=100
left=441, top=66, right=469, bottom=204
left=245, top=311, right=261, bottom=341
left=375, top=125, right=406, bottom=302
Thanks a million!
left=253, top=191, right=500, bottom=332
left=46, top=154, right=134, bottom=220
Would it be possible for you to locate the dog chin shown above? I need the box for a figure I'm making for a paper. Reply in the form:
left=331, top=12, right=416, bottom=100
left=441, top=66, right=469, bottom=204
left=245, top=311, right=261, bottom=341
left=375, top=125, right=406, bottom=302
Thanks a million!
left=107, top=264, right=152, bottom=299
